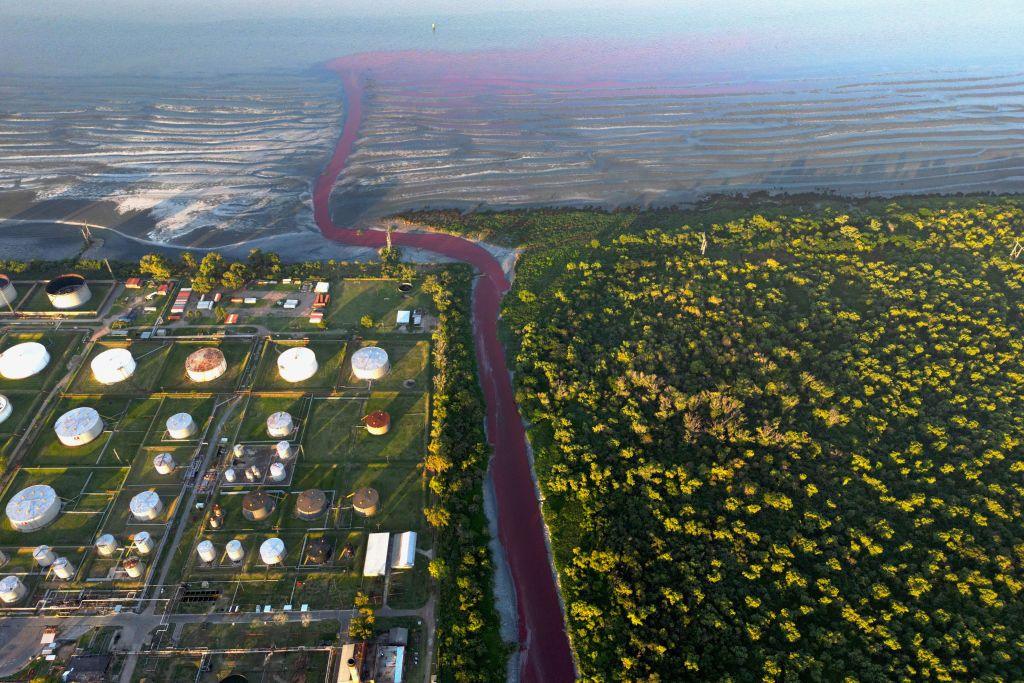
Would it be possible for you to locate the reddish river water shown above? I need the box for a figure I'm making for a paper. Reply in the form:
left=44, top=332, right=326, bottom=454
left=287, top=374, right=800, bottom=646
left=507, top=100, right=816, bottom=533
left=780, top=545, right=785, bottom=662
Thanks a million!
left=313, top=61, right=576, bottom=683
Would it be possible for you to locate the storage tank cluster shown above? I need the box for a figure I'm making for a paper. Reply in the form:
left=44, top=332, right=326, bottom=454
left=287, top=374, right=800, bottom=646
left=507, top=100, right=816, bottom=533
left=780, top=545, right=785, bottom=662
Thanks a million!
left=6, top=484, right=61, bottom=532
left=0, top=275, right=16, bottom=307
left=266, top=411, right=293, bottom=438
left=153, top=452, right=176, bottom=475
left=0, top=342, right=50, bottom=380
left=0, top=394, right=11, bottom=427
left=351, top=346, right=390, bottom=380
left=91, top=348, right=136, bottom=385
left=45, top=273, right=92, bottom=310
left=129, top=490, right=163, bottom=522
left=277, top=346, right=318, bottom=383
left=54, top=407, right=104, bottom=447
left=185, top=347, right=227, bottom=383
left=166, top=413, right=197, bottom=440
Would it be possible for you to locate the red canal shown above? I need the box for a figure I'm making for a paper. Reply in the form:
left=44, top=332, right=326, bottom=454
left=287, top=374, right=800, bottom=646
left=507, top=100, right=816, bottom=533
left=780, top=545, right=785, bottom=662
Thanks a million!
left=313, top=60, right=576, bottom=682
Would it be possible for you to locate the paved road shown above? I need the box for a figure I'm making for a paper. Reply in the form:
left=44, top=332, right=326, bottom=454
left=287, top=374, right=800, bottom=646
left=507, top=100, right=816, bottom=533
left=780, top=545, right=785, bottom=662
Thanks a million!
left=312, top=61, right=576, bottom=683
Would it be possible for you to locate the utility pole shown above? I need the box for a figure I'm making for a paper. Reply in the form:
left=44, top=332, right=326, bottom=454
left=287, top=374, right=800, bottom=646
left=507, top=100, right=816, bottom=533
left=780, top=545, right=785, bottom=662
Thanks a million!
left=699, top=232, right=708, bottom=256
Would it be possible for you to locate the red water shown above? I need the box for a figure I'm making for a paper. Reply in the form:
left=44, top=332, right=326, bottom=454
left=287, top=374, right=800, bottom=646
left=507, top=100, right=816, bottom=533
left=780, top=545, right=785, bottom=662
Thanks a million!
left=314, top=59, right=577, bottom=683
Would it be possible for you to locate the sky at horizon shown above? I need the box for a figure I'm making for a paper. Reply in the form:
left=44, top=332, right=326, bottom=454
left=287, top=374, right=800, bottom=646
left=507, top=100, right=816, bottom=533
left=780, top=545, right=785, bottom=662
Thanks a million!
left=1, top=1, right=1023, bottom=80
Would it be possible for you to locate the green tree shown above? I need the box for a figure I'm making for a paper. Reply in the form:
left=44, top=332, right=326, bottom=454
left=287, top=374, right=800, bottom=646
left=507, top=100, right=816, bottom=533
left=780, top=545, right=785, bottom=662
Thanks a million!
left=220, top=262, right=249, bottom=290
left=138, top=253, right=172, bottom=280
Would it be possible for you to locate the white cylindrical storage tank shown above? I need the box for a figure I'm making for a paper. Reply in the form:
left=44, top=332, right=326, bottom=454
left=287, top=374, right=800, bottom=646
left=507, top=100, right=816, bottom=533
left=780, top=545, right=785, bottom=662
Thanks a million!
left=51, top=556, right=75, bottom=580
left=260, top=537, right=285, bottom=565
left=123, top=557, right=145, bottom=579
left=185, top=348, right=227, bottom=383
left=0, top=342, right=50, bottom=380
left=0, top=576, right=26, bottom=604
left=45, top=274, right=91, bottom=310
left=54, top=407, right=104, bottom=447
left=95, top=534, right=118, bottom=557
left=196, top=540, right=216, bottom=563
left=268, top=462, right=286, bottom=482
left=0, top=275, right=17, bottom=307
left=129, top=490, right=163, bottom=522
left=91, top=348, right=136, bottom=385
left=166, top=413, right=196, bottom=440
left=226, top=539, right=245, bottom=563
left=134, top=531, right=154, bottom=555
left=266, top=412, right=293, bottom=439
left=232, top=443, right=246, bottom=458
left=153, top=452, right=176, bottom=475
left=277, top=347, right=318, bottom=383
left=0, top=395, right=12, bottom=426
left=223, top=467, right=237, bottom=484
left=351, top=346, right=390, bottom=380
left=33, top=545, right=56, bottom=567
left=275, top=441, right=292, bottom=460
left=7, top=485, right=61, bottom=532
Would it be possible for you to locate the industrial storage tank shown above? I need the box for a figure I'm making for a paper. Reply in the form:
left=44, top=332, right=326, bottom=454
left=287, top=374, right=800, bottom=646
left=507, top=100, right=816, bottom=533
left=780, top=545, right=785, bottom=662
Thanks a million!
left=241, top=492, right=276, bottom=522
left=0, top=275, right=17, bottom=307
left=123, top=557, right=145, bottom=579
left=95, top=534, right=118, bottom=557
left=363, top=410, right=391, bottom=436
left=185, top=348, right=227, bottom=383
left=260, top=537, right=285, bottom=565
left=33, top=545, right=56, bottom=567
left=351, top=346, right=390, bottom=380
left=51, top=556, right=75, bottom=580
left=45, top=273, right=92, bottom=310
left=266, top=412, right=293, bottom=439
left=294, top=489, right=327, bottom=521
left=223, top=467, right=238, bottom=484
left=129, top=490, right=163, bottom=521
left=277, top=347, right=318, bottom=383
left=352, top=487, right=380, bottom=517
left=6, top=485, right=61, bottom=532
left=134, top=531, right=154, bottom=555
left=196, top=540, right=217, bottom=563
left=54, top=407, right=104, bottom=447
left=225, top=539, right=245, bottom=563
left=268, top=462, right=286, bottom=482
left=275, top=441, right=293, bottom=461
left=91, top=348, right=137, bottom=385
left=0, top=342, right=50, bottom=380
left=0, top=395, right=11, bottom=426
left=304, top=537, right=331, bottom=565
left=0, top=576, right=26, bottom=604
left=153, top=453, right=176, bottom=475
left=166, top=413, right=197, bottom=440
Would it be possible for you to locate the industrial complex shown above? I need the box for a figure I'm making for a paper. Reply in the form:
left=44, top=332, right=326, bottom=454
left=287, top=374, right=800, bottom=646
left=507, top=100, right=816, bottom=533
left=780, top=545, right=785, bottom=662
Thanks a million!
left=0, top=271, right=437, bottom=682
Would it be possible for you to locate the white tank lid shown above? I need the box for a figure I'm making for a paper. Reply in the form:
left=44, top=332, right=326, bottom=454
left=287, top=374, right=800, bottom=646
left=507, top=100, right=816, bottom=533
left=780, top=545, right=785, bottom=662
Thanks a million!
left=279, top=346, right=316, bottom=366
left=32, top=545, right=53, bottom=559
left=0, top=576, right=21, bottom=592
left=6, top=485, right=58, bottom=524
left=129, top=490, right=161, bottom=516
left=54, top=407, right=101, bottom=437
left=0, top=342, right=49, bottom=379
left=352, top=346, right=389, bottom=371
left=166, top=413, right=194, bottom=431
left=226, top=539, right=242, bottom=552
left=96, top=533, right=116, bottom=546
left=91, top=348, right=135, bottom=377
left=261, top=537, right=285, bottom=555
left=197, top=540, right=214, bottom=552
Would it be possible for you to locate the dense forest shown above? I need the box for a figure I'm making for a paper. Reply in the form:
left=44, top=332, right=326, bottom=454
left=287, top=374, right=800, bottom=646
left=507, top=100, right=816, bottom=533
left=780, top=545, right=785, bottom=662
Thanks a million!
left=486, top=198, right=1024, bottom=680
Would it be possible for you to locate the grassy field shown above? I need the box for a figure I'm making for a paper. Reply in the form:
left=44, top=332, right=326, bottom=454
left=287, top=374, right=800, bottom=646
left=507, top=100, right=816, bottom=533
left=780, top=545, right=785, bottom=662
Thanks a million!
left=303, top=393, right=428, bottom=464
left=155, top=340, right=253, bottom=392
left=327, top=279, right=433, bottom=329
left=67, top=340, right=175, bottom=395
left=253, top=338, right=347, bottom=392
left=176, top=619, right=341, bottom=648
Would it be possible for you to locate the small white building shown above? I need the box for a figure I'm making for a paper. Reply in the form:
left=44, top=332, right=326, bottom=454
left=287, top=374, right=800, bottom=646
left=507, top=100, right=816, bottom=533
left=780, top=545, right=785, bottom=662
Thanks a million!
left=363, top=532, right=390, bottom=577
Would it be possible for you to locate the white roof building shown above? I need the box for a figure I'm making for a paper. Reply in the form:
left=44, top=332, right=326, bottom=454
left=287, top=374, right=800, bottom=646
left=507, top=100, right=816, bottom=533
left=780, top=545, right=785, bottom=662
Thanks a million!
left=391, top=531, right=417, bottom=570
left=363, top=532, right=390, bottom=577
